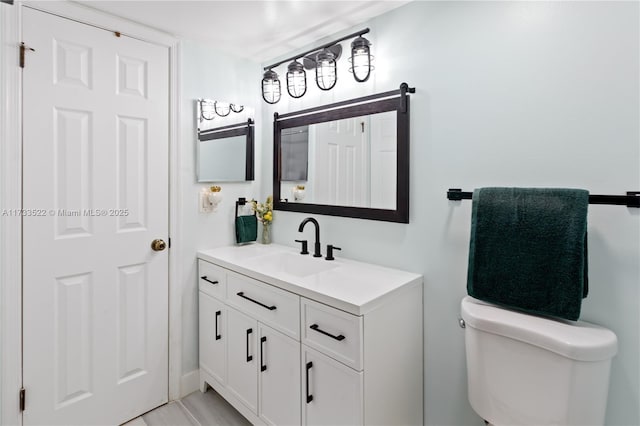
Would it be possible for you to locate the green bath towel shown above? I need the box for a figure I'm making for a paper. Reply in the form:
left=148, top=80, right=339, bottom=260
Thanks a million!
left=467, top=187, right=589, bottom=321
left=235, top=215, right=257, bottom=244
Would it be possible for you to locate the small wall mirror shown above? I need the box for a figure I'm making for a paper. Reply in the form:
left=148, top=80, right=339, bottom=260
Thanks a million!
left=196, top=99, right=254, bottom=182
left=274, top=84, right=414, bottom=223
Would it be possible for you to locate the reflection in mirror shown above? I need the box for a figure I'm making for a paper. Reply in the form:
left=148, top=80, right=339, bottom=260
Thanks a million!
left=281, top=126, right=309, bottom=181
left=274, top=83, right=414, bottom=223
left=196, top=99, right=254, bottom=182
left=199, top=135, right=248, bottom=181
left=280, top=111, right=397, bottom=209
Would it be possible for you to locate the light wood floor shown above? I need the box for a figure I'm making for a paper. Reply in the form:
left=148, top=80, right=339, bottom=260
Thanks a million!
left=124, top=389, right=251, bottom=426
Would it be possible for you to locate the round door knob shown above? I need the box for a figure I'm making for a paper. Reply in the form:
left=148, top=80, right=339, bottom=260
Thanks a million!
left=151, top=239, right=167, bottom=251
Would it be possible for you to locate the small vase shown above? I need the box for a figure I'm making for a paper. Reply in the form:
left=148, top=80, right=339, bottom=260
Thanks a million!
left=261, top=222, right=271, bottom=244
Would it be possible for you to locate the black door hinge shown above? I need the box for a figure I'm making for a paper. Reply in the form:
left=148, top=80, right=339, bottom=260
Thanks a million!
left=168, top=238, right=171, bottom=248
left=19, top=42, right=35, bottom=69
left=19, top=388, right=25, bottom=411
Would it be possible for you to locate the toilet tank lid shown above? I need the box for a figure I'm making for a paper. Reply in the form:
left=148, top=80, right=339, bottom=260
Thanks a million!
left=461, top=296, right=618, bottom=361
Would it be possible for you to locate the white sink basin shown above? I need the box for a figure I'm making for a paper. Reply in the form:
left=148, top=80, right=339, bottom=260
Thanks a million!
left=250, top=252, right=338, bottom=277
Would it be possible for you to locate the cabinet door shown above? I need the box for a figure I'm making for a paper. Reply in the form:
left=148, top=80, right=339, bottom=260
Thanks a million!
left=258, top=324, right=301, bottom=425
left=227, top=306, right=258, bottom=413
left=199, top=292, right=226, bottom=384
left=302, top=346, right=363, bottom=426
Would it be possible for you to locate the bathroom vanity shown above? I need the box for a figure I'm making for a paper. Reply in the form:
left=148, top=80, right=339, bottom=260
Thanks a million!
left=197, top=244, right=423, bottom=425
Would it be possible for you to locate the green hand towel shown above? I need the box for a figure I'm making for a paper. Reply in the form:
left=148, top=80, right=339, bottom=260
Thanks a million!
left=235, top=215, right=257, bottom=244
left=467, top=187, right=589, bottom=321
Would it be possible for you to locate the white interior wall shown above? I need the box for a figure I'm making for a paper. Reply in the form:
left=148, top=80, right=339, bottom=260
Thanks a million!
left=260, top=2, right=639, bottom=425
left=179, top=40, right=262, bottom=390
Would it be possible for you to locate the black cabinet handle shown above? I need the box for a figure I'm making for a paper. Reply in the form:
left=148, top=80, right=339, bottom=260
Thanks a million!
left=215, top=310, right=221, bottom=340
left=260, top=336, right=267, bottom=372
left=200, top=276, right=219, bottom=285
left=246, top=328, right=253, bottom=362
left=310, top=323, right=345, bottom=341
left=236, top=292, right=276, bottom=311
left=305, top=361, right=313, bottom=403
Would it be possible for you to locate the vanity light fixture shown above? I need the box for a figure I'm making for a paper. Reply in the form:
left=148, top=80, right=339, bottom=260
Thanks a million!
left=262, top=69, right=281, bottom=104
left=198, top=99, right=245, bottom=121
left=230, top=104, right=244, bottom=113
left=286, top=60, right=307, bottom=98
left=349, top=35, right=374, bottom=82
left=214, top=101, right=230, bottom=117
left=261, top=28, right=371, bottom=103
left=199, top=99, right=215, bottom=121
left=315, top=48, right=337, bottom=91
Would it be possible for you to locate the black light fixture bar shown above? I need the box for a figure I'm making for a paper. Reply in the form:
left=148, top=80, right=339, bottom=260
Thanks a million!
left=276, top=82, right=415, bottom=121
left=446, top=188, right=640, bottom=208
left=263, top=28, right=370, bottom=71
left=198, top=118, right=254, bottom=139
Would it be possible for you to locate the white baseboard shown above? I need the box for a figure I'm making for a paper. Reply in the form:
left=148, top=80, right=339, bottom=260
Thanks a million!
left=180, top=369, right=200, bottom=398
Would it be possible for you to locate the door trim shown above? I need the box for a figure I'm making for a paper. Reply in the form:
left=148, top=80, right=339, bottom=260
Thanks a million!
left=0, top=2, right=183, bottom=422
left=0, top=2, right=22, bottom=425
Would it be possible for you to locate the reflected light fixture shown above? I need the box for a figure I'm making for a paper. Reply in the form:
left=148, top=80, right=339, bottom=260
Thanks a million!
left=261, top=69, right=281, bottom=104
left=214, top=101, right=230, bottom=117
left=230, top=104, right=244, bottom=113
left=315, top=48, right=337, bottom=91
left=199, top=99, right=215, bottom=121
left=286, top=60, right=307, bottom=98
left=349, top=36, right=374, bottom=82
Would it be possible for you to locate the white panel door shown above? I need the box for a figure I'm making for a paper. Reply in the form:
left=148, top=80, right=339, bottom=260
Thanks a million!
left=258, top=324, right=301, bottom=425
left=369, top=111, right=397, bottom=210
left=313, top=118, right=369, bottom=207
left=226, top=307, right=258, bottom=413
left=302, top=346, right=363, bottom=426
left=199, top=292, right=226, bottom=385
left=22, top=7, right=169, bottom=425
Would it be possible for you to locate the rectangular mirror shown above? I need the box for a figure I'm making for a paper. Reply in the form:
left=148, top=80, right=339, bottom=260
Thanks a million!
left=273, top=84, right=413, bottom=223
left=196, top=99, right=254, bottom=182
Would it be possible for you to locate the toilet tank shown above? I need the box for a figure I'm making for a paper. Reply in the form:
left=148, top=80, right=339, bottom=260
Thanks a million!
left=461, top=296, right=617, bottom=426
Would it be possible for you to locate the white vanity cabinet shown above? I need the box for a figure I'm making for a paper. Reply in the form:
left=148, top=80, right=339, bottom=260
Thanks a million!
left=198, top=245, right=423, bottom=425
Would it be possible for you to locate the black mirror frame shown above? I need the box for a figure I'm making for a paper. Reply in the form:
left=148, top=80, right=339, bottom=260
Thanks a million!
left=198, top=118, right=255, bottom=181
left=273, top=84, right=413, bottom=223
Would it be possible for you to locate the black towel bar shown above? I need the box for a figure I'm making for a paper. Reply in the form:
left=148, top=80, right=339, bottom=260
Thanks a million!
left=447, top=188, right=640, bottom=208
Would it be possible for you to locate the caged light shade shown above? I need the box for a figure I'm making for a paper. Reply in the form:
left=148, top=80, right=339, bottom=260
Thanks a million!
left=349, top=36, right=373, bottom=82
left=262, top=69, right=281, bottom=104
left=286, top=60, right=307, bottom=98
left=214, top=101, right=230, bottom=117
left=315, top=48, right=337, bottom=91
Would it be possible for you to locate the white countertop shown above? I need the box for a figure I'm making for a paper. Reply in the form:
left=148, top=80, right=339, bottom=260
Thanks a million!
left=198, top=244, right=423, bottom=315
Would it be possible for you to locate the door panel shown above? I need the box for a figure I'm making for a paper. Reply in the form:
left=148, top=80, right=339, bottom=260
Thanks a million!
left=22, top=7, right=169, bottom=425
left=302, top=346, right=363, bottom=426
left=313, top=118, right=369, bottom=207
left=226, top=307, right=258, bottom=413
left=199, top=293, right=226, bottom=384
left=258, top=325, right=301, bottom=425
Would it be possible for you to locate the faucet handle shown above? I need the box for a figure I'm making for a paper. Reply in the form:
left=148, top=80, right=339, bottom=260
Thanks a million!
left=325, top=245, right=341, bottom=261
left=295, top=239, right=309, bottom=255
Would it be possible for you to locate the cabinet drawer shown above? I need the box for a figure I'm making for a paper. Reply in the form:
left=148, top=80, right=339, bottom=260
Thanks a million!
left=198, top=260, right=227, bottom=300
left=301, top=298, right=363, bottom=371
left=227, top=271, right=300, bottom=339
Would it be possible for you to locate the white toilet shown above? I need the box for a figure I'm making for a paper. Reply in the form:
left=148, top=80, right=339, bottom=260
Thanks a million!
left=461, top=296, right=618, bottom=426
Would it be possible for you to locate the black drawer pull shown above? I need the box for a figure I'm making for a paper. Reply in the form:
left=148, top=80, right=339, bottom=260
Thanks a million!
left=200, top=276, right=219, bottom=285
left=310, top=324, right=345, bottom=341
left=246, top=328, right=253, bottom=362
left=260, top=336, right=267, bottom=372
left=305, top=361, right=313, bottom=403
left=236, top=292, right=276, bottom=311
left=215, top=310, right=221, bottom=340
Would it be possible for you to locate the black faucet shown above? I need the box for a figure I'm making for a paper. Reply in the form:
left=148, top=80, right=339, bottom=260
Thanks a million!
left=298, top=217, right=322, bottom=257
